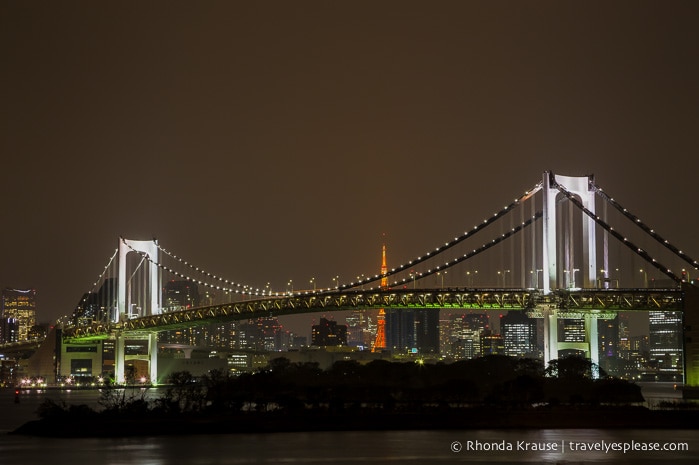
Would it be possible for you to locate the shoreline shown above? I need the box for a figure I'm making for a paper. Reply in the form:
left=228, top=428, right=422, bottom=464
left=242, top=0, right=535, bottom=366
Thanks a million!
left=11, top=406, right=699, bottom=437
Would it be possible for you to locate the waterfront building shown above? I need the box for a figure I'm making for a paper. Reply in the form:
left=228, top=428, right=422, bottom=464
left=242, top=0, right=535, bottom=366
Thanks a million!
left=1, top=288, right=37, bottom=342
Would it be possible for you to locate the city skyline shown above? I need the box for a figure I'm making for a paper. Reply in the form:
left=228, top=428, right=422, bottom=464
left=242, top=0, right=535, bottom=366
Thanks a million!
left=1, top=1, right=698, bottom=329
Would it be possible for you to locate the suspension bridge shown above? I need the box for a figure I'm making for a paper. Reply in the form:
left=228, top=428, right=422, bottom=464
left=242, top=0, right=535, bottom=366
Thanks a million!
left=16, top=172, right=699, bottom=389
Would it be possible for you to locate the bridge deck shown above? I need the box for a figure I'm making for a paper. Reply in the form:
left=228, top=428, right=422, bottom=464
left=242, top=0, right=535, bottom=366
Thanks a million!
left=62, top=288, right=683, bottom=341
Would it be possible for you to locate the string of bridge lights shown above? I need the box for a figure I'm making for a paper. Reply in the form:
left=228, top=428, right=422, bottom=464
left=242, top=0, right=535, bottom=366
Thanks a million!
left=121, top=184, right=544, bottom=299
left=103, top=178, right=693, bottom=303
left=154, top=242, right=265, bottom=295
left=89, top=248, right=118, bottom=293
left=331, top=182, right=544, bottom=293
left=366, top=213, right=543, bottom=291
left=85, top=177, right=697, bottom=312
left=554, top=182, right=682, bottom=283
left=121, top=240, right=269, bottom=297
left=592, top=183, right=699, bottom=271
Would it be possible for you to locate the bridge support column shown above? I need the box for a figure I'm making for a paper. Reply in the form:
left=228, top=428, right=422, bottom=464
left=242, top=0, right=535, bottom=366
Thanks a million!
left=682, top=283, right=699, bottom=398
left=543, top=307, right=558, bottom=368
left=584, top=314, right=600, bottom=378
left=148, top=332, right=158, bottom=385
left=541, top=308, right=602, bottom=379
left=115, top=332, right=125, bottom=384
left=114, top=332, right=158, bottom=385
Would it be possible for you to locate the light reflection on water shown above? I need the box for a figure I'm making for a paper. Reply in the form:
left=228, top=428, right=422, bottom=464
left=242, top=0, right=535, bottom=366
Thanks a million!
left=1, top=389, right=697, bottom=464
left=1, top=429, right=697, bottom=464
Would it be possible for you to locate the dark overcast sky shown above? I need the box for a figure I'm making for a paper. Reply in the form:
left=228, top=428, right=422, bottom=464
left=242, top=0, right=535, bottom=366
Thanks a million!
left=1, top=1, right=698, bottom=327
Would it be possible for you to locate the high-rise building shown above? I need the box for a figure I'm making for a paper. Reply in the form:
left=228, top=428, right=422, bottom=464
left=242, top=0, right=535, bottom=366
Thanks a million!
left=447, top=312, right=490, bottom=359
left=235, top=317, right=285, bottom=351
left=0, top=318, right=18, bottom=344
left=597, top=316, right=620, bottom=376
left=649, top=310, right=683, bottom=380
left=72, top=278, right=117, bottom=325
left=453, top=336, right=479, bottom=359
left=1, top=288, right=37, bottom=342
left=163, top=280, right=200, bottom=310
left=617, top=313, right=631, bottom=359
left=346, top=310, right=374, bottom=348
left=598, top=316, right=619, bottom=358
left=501, top=311, right=537, bottom=358
left=561, top=318, right=585, bottom=343
left=480, top=330, right=505, bottom=356
left=385, top=309, right=416, bottom=353
left=414, top=309, right=440, bottom=354
left=311, top=318, right=347, bottom=346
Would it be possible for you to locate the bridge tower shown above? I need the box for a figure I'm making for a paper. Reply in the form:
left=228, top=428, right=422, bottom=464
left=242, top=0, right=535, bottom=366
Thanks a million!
left=114, top=237, right=161, bottom=385
left=117, top=238, right=161, bottom=322
left=372, top=244, right=388, bottom=351
left=542, top=172, right=598, bottom=293
left=540, top=172, right=606, bottom=372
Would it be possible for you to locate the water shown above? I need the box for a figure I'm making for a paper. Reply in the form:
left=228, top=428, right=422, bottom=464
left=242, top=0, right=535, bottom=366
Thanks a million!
left=1, top=389, right=697, bottom=464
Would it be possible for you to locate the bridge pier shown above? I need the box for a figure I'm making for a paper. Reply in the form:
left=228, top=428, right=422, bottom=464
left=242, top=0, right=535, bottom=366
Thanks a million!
left=535, top=306, right=610, bottom=379
left=115, top=332, right=125, bottom=384
left=542, top=307, right=558, bottom=368
left=114, top=331, right=158, bottom=385
left=148, top=332, right=158, bottom=384
left=683, top=283, right=699, bottom=398
left=584, top=313, right=599, bottom=369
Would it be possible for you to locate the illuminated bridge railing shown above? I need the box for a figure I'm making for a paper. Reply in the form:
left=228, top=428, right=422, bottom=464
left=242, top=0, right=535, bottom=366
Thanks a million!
left=63, top=288, right=683, bottom=340
left=556, top=288, right=683, bottom=311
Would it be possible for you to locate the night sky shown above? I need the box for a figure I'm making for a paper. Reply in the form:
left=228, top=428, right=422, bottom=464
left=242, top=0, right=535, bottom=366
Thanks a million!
left=1, top=1, right=698, bottom=333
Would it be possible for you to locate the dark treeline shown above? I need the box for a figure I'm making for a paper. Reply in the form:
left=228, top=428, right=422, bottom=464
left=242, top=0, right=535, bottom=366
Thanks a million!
left=197, top=355, right=644, bottom=413
left=19, top=355, right=699, bottom=437
left=35, top=355, right=643, bottom=423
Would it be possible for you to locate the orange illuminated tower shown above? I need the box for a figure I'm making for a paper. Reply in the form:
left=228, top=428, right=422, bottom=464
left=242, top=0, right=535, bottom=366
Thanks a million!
left=373, top=244, right=388, bottom=351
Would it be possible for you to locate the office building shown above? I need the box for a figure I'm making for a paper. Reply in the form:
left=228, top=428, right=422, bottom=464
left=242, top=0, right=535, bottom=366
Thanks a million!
left=163, top=280, right=200, bottom=310
left=649, top=310, right=683, bottom=380
left=501, top=311, right=537, bottom=358
left=345, top=310, right=375, bottom=349
left=0, top=317, right=18, bottom=344
left=480, top=330, right=505, bottom=356
left=447, top=312, right=490, bottom=359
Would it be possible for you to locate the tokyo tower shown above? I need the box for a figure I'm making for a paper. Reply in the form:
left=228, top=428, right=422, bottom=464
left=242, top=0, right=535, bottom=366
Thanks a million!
left=372, top=243, right=388, bottom=351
